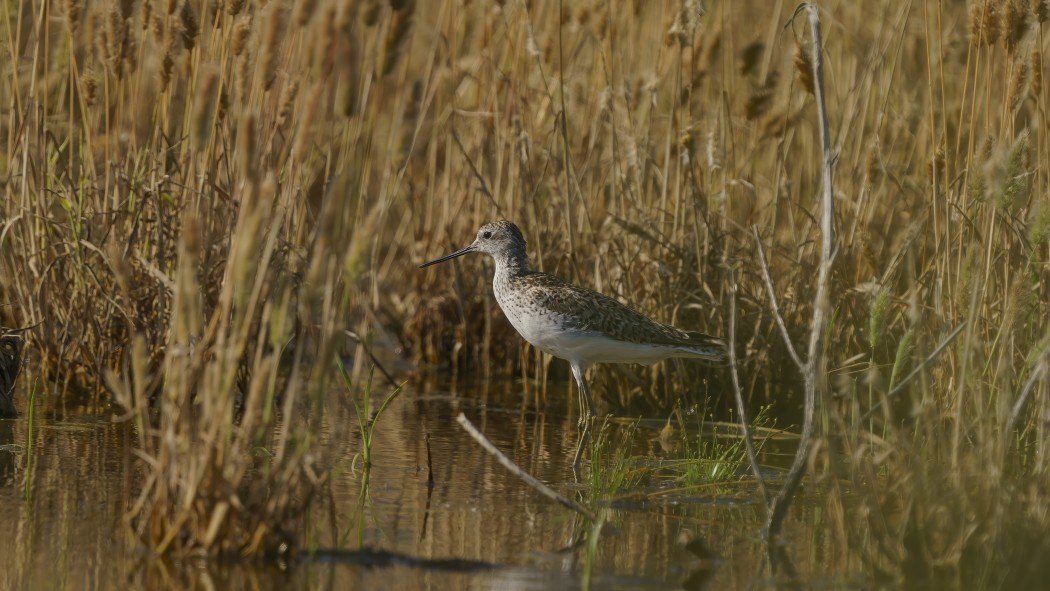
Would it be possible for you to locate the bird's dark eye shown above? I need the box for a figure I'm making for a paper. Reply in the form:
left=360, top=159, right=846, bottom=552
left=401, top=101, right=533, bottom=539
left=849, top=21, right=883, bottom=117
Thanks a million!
left=482, top=231, right=492, bottom=239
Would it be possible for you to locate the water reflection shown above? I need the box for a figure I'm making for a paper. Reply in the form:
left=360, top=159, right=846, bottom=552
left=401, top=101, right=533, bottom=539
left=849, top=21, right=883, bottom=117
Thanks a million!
left=0, top=421, right=17, bottom=485
left=0, top=377, right=824, bottom=590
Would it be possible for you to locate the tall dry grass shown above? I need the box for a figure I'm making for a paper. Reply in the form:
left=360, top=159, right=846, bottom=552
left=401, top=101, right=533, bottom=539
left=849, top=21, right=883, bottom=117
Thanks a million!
left=0, top=0, right=1048, bottom=582
left=1, top=0, right=417, bottom=556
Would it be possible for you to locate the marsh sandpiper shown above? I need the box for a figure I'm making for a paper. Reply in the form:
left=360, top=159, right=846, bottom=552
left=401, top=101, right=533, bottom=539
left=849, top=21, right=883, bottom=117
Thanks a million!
left=420, top=220, right=726, bottom=466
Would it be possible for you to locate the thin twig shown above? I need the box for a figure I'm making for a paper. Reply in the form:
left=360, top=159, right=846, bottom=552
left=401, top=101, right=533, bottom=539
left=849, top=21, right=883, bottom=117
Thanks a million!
left=752, top=225, right=805, bottom=371
left=342, top=329, right=399, bottom=389
left=456, top=413, right=598, bottom=522
left=1004, top=342, right=1050, bottom=436
left=727, top=268, right=771, bottom=508
left=766, top=2, right=835, bottom=542
left=450, top=130, right=498, bottom=209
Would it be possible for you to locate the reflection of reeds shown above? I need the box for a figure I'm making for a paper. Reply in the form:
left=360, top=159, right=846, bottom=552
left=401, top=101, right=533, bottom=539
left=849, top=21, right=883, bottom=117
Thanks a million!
left=0, top=0, right=1049, bottom=581
left=0, top=334, right=22, bottom=418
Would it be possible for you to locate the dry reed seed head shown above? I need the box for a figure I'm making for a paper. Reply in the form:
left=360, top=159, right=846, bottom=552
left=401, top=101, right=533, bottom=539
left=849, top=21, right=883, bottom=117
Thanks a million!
left=995, top=129, right=1031, bottom=210
left=97, top=12, right=111, bottom=61
left=747, top=91, right=772, bottom=120
left=83, top=69, right=99, bottom=105
left=382, top=0, right=416, bottom=76
left=890, top=328, right=915, bottom=383
left=666, top=0, right=700, bottom=47
left=231, top=15, right=251, bottom=57
left=929, top=142, right=946, bottom=180
left=192, top=66, right=221, bottom=151
left=152, top=12, right=165, bottom=37
left=970, top=0, right=1001, bottom=45
left=525, top=30, right=541, bottom=57
left=689, top=0, right=708, bottom=28
left=237, top=110, right=258, bottom=180
left=745, top=70, right=778, bottom=120
left=968, top=165, right=988, bottom=202
left=160, top=35, right=178, bottom=90
left=575, top=5, right=591, bottom=28
left=65, top=0, right=82, bottom=31
left=104, top=7, right=135, bottom=79
left=980, top=134, right=995, bottom=160
left=363, top=0, right=381, bottom=26
left=1004, top=272, right=1041, bottom=334
left=120, top=0, right=135, bottom=20
left=678, top=128, right=696, bottom=159
left=1029, top=200, right=1050, bottom=244
left=681, top=0, right=706, bottom=45
left=740, top=40, right=763, bottom=76
left=180, top=1, right=199, bottom=51
left=103, top=8, right=118, bottom=64
left=864, top=141, right=881, bottom=190
left=664, top=20, right=681, bottom=48
left=236, top=48, right=251, bottom=102
left=759, top=106, right=789, bottom=139
left=594, top=4, right=609, bottom=39
left=259, top=5, right=288, bottom=92
left=277, top=78, right=301, bottom=127
left=314, top=5, right=338, bottom=68
left=869, top=288, right=890, bottom=350
left=218, top=88, right=230, bottom=125
left=126, top=32, right=140, bottom=75
left=1036, top=0, right=1050, bottom=22
left=1008, top=58, right=1031, bottom=112
left=294, top=0, right=318, bottom=26
left=1004, top=0, right=1031, bottom=53
left=227, top=0, right=246, bottom=16
left=140, top=0, right=153, bottom=31
left=705, top=130, right=721, bottom=171
left=794, top=43, right=815, bottom=95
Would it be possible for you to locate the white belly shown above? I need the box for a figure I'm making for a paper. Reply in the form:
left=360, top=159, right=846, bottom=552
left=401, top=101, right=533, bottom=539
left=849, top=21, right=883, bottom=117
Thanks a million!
left=502, top=308, right=681, bottom=366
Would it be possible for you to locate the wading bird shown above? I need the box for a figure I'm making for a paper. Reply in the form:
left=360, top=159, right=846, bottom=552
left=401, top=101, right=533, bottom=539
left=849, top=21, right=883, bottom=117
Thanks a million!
left=420, top=221, right=726, bottom=466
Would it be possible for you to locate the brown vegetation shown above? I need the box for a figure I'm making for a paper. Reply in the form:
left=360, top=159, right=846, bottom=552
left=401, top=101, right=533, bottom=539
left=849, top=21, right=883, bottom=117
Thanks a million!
left=1, top=0, right=1048, bottom=584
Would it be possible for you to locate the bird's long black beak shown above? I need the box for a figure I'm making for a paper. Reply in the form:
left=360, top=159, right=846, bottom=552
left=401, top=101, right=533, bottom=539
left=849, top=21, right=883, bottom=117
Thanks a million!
left=419, top=244, right=476, bottom=268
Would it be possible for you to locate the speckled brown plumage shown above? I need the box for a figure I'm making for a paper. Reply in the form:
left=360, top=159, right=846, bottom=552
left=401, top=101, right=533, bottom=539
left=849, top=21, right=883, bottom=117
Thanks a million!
left=420, top=220, right=726, bottom=466
left=497, top=270, right=726, bottom=353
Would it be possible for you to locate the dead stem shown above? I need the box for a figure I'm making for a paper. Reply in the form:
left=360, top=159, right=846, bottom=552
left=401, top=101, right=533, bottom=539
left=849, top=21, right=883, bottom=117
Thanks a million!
left=765, top=2, right=835, bottom=543
left=456, top=413, right=598, bottom=523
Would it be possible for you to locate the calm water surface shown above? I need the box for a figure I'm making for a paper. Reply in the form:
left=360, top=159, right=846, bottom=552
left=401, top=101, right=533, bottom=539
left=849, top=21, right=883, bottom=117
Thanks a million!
left=0, top=378, right=843, bottom=590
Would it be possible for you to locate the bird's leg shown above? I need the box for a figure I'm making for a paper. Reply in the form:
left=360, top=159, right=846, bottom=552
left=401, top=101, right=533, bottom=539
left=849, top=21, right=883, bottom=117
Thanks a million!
left=570, top=362, right=595, bottom=468
left=570, top=362, right=595, bottom=427
left=572, top=416, right=590, bottom=468
left=577, top=385, right=589, bottom=428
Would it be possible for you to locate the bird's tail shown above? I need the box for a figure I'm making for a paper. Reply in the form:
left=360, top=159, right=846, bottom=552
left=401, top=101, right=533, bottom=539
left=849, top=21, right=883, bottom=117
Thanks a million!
left=684, top=331, right=728, bottom=362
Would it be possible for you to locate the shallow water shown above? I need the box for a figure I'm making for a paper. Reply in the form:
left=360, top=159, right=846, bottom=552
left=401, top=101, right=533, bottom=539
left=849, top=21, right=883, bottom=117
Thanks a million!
left=0, top=378, right=850, bottom=590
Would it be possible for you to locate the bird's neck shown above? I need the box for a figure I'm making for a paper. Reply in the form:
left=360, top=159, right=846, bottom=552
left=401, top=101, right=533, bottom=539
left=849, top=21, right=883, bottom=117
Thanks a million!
left=494, top=252, right=530, bottom=283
